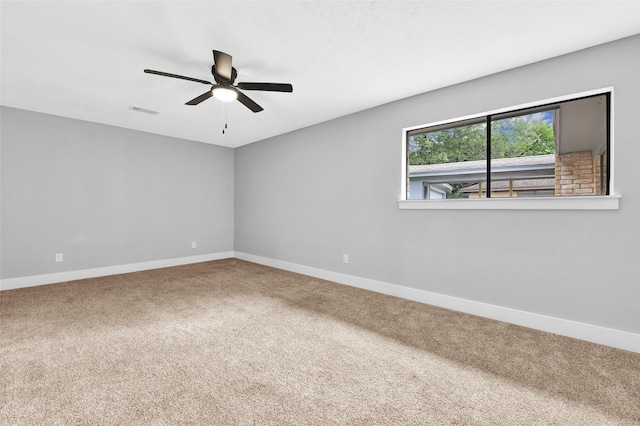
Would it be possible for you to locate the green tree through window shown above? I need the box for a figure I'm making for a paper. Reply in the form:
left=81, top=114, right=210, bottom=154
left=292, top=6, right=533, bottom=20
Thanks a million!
left=409, top=113, right=554, bottom=166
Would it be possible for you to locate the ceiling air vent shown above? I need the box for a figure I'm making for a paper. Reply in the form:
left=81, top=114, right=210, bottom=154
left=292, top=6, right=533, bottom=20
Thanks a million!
left=128, top=106, right=159, bottom=115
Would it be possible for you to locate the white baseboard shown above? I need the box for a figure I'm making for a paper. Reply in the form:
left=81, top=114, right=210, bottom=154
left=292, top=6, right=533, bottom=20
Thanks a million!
left=0, top=252, right=234, bottom=291
left=234, top=251, right=640, bottom=354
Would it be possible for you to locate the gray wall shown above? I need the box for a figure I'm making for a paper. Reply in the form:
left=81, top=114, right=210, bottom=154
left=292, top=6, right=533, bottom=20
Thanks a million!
left=1, top=107, right=234, bottom=279
left=235, top=35, right=640, bottom=334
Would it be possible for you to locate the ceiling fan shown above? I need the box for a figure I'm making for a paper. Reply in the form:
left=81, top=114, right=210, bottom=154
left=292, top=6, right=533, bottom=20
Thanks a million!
left=144, top=50, right=293, bottom=113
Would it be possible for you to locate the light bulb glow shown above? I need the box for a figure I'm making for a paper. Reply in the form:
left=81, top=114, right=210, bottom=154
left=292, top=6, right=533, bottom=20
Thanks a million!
left=212, top=86, right=238, bottom=102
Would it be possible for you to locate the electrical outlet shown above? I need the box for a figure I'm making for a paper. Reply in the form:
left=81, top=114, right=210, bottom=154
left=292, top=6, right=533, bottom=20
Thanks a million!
left=55, top=253, right=63, bottom=263
left=191, top=241, right=197, bottom=249
left=343, top=254, right=349, bottom=264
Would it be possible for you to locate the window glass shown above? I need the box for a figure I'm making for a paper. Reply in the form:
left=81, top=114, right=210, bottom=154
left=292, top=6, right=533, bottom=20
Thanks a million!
left=408, top=119, right=486, bottom=199
left=406, top=93, right=609, bottom=200
left=553, top=95, right=609, bottom=196
left=489, top=110, right=556, bottom=198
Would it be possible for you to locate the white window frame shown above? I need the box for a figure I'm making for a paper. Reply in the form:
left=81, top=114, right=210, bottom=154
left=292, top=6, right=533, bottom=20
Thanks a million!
left=399, top=88, right=620, bottom=210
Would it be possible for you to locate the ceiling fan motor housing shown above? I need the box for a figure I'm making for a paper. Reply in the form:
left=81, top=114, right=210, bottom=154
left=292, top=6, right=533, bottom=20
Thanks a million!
left=212, top=65, right=238, bottom=84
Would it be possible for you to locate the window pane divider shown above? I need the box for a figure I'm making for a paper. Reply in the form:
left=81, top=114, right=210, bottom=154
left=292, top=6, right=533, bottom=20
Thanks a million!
left=486, top=115, right=492, bottom=198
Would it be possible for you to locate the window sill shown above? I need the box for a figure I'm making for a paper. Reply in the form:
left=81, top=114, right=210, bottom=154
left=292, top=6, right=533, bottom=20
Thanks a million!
left=398, top=195, right=620, bottom=210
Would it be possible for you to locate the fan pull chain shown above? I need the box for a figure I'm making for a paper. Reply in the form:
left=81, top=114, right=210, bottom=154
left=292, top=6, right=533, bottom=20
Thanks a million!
left=222, top=103, right=228, bottom=135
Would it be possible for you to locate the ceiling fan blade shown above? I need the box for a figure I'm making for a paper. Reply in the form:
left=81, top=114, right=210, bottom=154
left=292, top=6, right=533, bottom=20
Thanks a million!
left=185, top=90, right=213, bottom=106
left=144, top=69, right=212, bottom=85
left=237, top=82, right=293, bottom=93
left=236, top=91, right=263, bottom=113
left=213, top=50, right=233, bottom=81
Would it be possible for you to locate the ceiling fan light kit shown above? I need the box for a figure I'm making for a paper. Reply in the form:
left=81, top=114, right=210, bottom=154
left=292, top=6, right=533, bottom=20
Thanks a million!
left=144, top=50, right=293, bottom=113
left=212, top=86, right=238, bottom=102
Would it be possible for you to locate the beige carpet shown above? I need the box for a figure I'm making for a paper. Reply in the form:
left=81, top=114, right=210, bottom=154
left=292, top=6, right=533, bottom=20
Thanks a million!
left=1, top=259, right=639, bottom=425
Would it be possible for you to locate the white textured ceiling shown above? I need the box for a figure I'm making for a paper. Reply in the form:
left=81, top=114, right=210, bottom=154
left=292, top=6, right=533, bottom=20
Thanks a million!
left=1, top=1, right=639, bottom=148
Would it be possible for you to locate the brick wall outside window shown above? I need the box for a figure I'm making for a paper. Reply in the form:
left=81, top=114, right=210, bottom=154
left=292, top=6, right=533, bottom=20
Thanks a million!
left=555, top=151, right=600, bottom=196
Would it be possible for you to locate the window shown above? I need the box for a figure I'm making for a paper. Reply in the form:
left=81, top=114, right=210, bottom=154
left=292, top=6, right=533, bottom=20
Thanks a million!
left=408, top=117, right=487, bottom=199
left=403, top=91, right=614, bottom=208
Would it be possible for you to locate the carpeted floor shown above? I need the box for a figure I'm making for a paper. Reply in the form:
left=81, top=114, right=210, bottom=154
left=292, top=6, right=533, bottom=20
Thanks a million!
left=1, top=258, right=639, bottom=425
